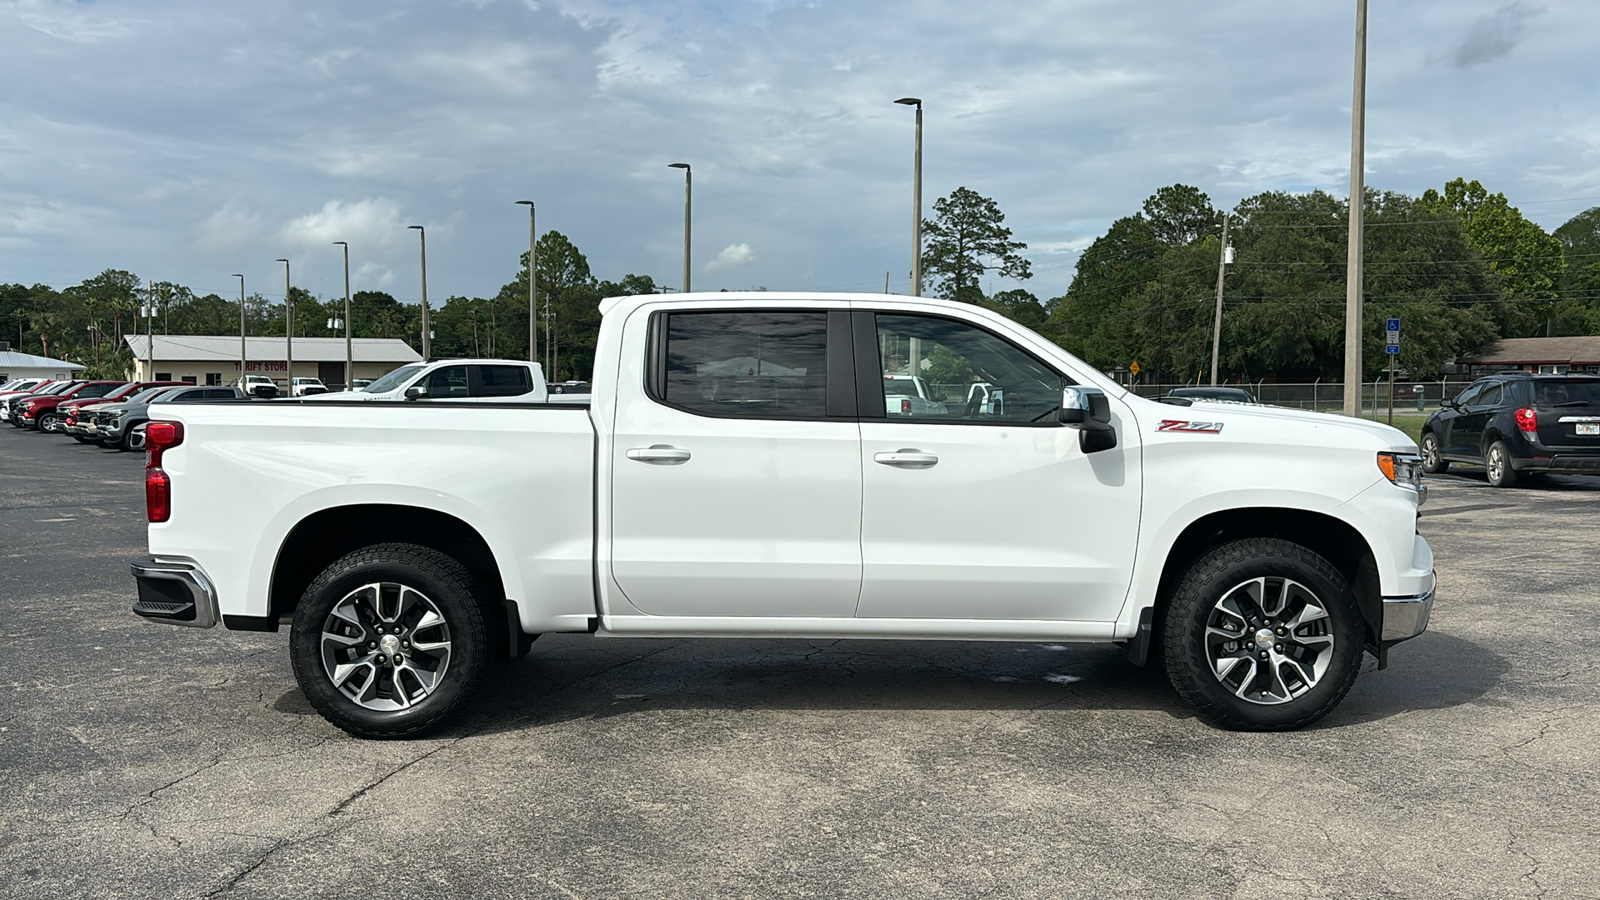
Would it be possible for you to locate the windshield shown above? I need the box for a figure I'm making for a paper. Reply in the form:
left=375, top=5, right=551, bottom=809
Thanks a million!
left=1533, top=380, right=1600, bottom=407
left=40, top=381, right=80, bottom=395
left=128, top=386, right=179, bottom=403
left=362, top=364, right=424, bottom=394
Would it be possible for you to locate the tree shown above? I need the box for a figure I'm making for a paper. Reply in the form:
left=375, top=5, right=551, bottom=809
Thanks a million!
left=920, top=186, right=1031, bottom=303
left=1553, top=207, right=1600, bottom=334
left=1422, top=178, right=1564, bottom=336
left=1142, top=184, right=1218, bottom=247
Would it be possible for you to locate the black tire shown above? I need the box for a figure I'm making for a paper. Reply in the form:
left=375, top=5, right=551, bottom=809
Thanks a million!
left=1419, top=431, right=1448, bottom=474
left=290, top=543, right=490, bottom=739
left=1163, top=538, right=1363, bottom=731
left=37, top=412, right=59, bottom=432
left=1484, top=439, right=1519, bottom=488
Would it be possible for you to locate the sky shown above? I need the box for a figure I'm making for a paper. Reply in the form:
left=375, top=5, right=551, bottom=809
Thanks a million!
left=2, top=0, right=1597, bottom=307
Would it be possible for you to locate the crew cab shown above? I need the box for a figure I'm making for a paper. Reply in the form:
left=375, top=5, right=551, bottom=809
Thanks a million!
left=304, top=359, right=545, bottom=403
left=130, top=293, right=1435, bottom=738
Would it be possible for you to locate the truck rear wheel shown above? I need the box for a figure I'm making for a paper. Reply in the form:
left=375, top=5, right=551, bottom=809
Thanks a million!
left=1163, top=538, right=1362, bottom=730
left=290, top=543, right=489, bottom=739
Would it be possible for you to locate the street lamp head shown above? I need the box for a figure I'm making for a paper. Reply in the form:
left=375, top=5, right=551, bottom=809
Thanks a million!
left=895, top=97, right=921, bottom=107
left=407, top=225, right=423, bottom=232
left=275, top=258, right=288, bottom=263
left=332, top=241, right=347, bottom=247
left=231, top=273, right=243, bottom=279
left=515, top=200, right=534, bottom=207
left=668, top=162, right=690, bottom=170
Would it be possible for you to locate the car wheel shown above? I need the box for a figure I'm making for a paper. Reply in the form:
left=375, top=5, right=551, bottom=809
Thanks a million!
left=1163, top=538, right=1363, bottom=731
left=1484, top=440, right=1519, bottom=488
left=290, top=543, right=489, bottom=739
left=1419, top=431, right=1448, bottom=474
left=37, top=412, right=60, bottom=432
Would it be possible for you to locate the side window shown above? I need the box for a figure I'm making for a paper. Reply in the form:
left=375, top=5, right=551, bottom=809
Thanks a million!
left=1477, top=383, right=1503, bottom=408
left=77, top=383, right=117, bottom=399
left=656, top=311, right=829, bottom=419
left=204, top=389, right=235, bottom=400
left=873, top=314, right=1066, bottom=424
left=1454, top=384, right=1484, bottom=408
left=420, top=365, right=470, bottom=399
left=474, top=365, right=533, bottom=398
left=172, top=390, right=203, bottom=402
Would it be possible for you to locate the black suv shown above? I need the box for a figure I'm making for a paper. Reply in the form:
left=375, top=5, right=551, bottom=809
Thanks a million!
left=1420, top=373, right=1600, bottom=487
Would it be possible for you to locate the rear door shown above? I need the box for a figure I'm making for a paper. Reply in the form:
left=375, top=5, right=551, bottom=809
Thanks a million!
left=1441, top=382, right=1484, bottom=458
left=609, top=307, right=863, bottom=618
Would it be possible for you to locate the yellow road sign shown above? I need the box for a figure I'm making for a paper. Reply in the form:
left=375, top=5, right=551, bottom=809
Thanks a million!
left=1129, top=360, right=1141, bottom=378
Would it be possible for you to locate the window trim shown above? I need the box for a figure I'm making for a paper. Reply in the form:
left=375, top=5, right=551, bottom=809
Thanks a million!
left=643, top=308, right=857, bottom=422
left=855, top=310, right=1074, bottom=428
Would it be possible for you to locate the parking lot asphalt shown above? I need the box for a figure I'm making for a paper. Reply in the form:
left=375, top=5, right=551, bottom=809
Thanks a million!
left=4, top=424, right=1600, bottom=900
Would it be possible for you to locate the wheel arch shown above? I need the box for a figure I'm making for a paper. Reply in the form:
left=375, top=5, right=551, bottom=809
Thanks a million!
left=269, top=504, right=511, bottom=649
left=1150, top=507, right=1382, bottom=655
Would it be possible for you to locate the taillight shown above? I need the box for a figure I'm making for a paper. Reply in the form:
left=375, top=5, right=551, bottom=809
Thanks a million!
left=145, top=421, right=183, bottom=523
left=1515, top=408, right=1537, bottom=433
left=146, top=468, right=172, bottom=522
left=901, top=398, right=912, bottom=415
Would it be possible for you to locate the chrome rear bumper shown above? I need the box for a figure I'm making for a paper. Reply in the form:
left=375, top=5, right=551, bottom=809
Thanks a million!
left=130, top=556, right=219, bottom=628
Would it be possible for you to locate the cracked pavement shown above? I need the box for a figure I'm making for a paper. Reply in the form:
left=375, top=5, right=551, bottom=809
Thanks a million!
left=4, top=427, right=1600, bottom=898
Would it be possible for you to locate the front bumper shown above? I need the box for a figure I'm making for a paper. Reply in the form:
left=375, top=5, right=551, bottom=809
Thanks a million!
left=1380, top=573, right=1435, bottom=643
left=130, top=556, right=219, bottom=628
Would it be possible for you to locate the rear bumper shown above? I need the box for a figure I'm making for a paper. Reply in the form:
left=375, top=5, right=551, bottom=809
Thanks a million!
left=130, top=556, right=219, bottom=628
left=1512, top=454, right=1600, bottom=473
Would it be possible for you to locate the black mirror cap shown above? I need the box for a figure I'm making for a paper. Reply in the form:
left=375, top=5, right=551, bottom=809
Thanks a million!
left=1087, top=391, right=1112, bottom=424
left=1080, top=424, right=1118, bottom=453
left=404, top=386, right=426, bottom=400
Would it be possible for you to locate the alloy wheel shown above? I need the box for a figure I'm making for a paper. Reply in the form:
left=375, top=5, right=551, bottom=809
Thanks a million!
left=1203, top=576, right=1334, bottom=705
left=319, top=582, right=453, bottom=711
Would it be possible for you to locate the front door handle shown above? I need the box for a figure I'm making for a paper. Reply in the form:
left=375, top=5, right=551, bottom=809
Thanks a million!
left=627, top=445, right=692, bottom=464
left=873, top=450, right=938, bottom=468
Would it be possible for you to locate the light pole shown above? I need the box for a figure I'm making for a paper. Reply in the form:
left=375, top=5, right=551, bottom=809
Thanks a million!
left=668, top=163, right=691, bottom=293
left=895, top=97, right=923, bottom=296
left=231, top=273, right=246, bottom=387
left=514, top=201, right=537, bottom=368
left=144, top=280, right=155, bottom=380
left=407, top=226, right=430, bottom=361
left=1209, top=213, right=1233, bottom=386
left=276, top=258, right=292, bottom=391
left=333, top=241, right=352, bottom=389
left=1343, top=0, right=1368, bottom=417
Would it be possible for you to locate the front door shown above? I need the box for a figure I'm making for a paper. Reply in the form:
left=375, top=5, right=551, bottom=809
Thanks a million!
left=609, top=308, right=863, bottom=618
left=855, top=311, right=1141, bottom=623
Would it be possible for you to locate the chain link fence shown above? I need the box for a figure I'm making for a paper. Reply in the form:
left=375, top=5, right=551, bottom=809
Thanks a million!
left=1126, top=380, right=1476, bottom=415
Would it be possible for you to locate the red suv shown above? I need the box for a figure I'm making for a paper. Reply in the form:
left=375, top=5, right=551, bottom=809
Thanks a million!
left=16, top=381, right=126, bottom=432
left=59, top=381, right=186, bottom=442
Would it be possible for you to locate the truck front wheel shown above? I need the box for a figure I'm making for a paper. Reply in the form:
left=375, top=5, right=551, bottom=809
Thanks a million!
left=290, top=543, right=489, bottom=739
left=1163, top=538, right=1362, bottom=730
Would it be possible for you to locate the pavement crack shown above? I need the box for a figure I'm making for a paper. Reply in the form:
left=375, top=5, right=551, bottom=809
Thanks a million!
left=328, top=733, right=471, bottom=816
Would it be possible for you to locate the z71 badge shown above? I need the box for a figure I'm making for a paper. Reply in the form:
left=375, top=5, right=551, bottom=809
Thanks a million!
left=1156, top=419, right=1224, bottom=434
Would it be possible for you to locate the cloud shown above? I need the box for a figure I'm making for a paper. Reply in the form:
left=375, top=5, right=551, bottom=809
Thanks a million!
left=277, top=198, right=409, bottom=254
left=13, top=0, right=141, bottom=43
left=1453, top=2, right=1543, bottom=68
left=705, top=242, right=756, bottom=273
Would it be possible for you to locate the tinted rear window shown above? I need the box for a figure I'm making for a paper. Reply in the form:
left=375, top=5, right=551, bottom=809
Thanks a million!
left=476, top=365, right=532, bottom=397
left=1532, top=380, right=1600, bottom=407
left=660, top=312, right=829, bottom=419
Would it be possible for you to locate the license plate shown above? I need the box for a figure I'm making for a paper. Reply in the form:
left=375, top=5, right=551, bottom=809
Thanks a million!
left=1579, top=424, right=1599, bottom=436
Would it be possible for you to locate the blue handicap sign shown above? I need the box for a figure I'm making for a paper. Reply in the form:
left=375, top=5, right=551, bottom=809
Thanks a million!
left=1386, top=317, right=1400, bottom=332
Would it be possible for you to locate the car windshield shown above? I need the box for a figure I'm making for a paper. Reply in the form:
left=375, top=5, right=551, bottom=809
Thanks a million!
left=128, top=386, right=179, bottom=403
left=1532, top=380, right=1600, bottom=407
left=294, top=378, right=322, bottom=385
left=146, top=387, right=192, bottom=403
left=40, top=382, right=80, bottom=395
left=361, top=364, right=424, bottom=393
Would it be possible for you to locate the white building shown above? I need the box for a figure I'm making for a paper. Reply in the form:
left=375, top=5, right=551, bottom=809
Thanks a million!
left=0, top=345, right=87, bottom=381
left=122, top=335, right=422, bottom=391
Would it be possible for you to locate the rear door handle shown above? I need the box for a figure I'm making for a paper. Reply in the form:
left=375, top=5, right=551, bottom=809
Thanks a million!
left=873, top=450, right=938, bottom=468
left=627, top=445, right=692, bottom=464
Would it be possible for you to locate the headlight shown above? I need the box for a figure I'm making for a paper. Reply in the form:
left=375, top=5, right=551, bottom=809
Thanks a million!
left=1377, top=452, right=1426, bottom=506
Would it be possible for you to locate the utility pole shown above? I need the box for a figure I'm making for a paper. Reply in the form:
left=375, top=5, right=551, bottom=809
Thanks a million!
left=1343, top=0, right=1368, bottom=417
left=895, top=98, right=924, bottom=296
left=668, top=164, right=691, bottom=293
left=407, top=226, right=429, bottom=361
left=276, top=259, right=292, bottom=391
left=1210, top=213, right=1231, bottom=386
left=232, top=274, right=246, bottom=387
left=145, top=281, right=154, bottom=380
left=515, top=201, right=536, bottom=368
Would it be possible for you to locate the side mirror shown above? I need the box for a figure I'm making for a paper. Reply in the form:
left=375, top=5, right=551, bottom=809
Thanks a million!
left=1442, top=397, right=1457, bottom=410
left=1058, top=386, right=1118, bottom=453
left=404, top=385, right=427, bottom=400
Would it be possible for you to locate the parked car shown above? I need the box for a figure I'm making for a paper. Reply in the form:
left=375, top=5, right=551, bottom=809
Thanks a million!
left=60, top=381, right=186, bottom=442
left=303, top=359, right=547, bottom=403
left=0, top=377, right=50, bottom=399
left=238, top=375, right=279, bottom=398
left=1420, top=373, right=1600, bottom=487
left=91, top=385, right=246, bottom=451
left=14, top=381, right=123, bottom=431
left=350, top=379, right=373, bottom=390
left=1159, top=386, right=1258, bottom=406
left=132, top=291, right=1432, bottom=739
left=0, top=379, right=64, bottom=421
left=290, top=377, right=328, bottom=397
left=883, top=375, right=950, bottom=416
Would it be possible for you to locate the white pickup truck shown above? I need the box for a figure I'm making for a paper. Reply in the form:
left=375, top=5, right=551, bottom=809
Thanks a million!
left=130, top=293, right=1434, bottom=738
